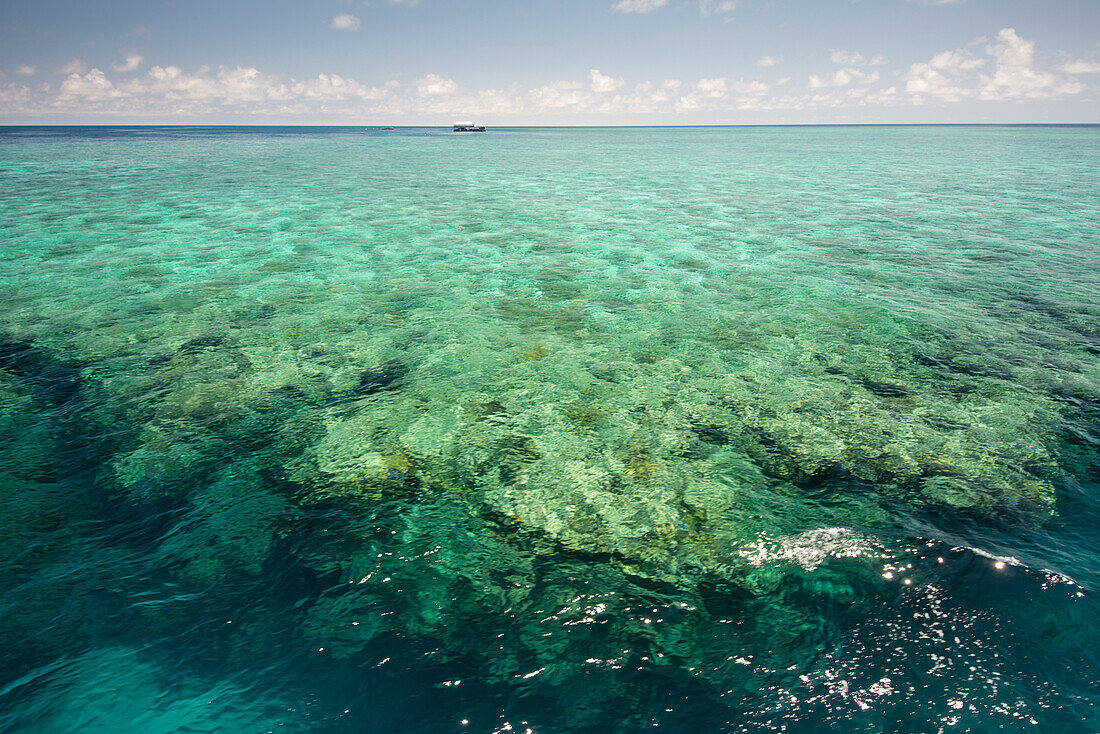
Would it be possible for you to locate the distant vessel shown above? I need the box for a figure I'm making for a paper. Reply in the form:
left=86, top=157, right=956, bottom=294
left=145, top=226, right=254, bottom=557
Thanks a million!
left=453, top=121, right=486, bottom=132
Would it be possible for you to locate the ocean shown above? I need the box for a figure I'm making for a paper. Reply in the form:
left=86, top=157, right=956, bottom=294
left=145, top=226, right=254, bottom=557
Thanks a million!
left=0, top=125, right=1097, bottom=732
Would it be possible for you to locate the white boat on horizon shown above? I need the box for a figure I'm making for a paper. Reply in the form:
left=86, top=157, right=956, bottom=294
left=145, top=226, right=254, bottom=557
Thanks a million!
left=453, top=121, right=486, bottom=132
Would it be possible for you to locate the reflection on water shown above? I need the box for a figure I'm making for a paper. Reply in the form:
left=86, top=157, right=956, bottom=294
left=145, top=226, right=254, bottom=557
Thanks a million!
left=0, top=125, right=1098, bottom=732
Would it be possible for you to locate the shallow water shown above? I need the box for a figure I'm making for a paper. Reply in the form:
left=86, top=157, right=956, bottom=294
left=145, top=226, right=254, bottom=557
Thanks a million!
left=0, top=125, right=1097, bottom=732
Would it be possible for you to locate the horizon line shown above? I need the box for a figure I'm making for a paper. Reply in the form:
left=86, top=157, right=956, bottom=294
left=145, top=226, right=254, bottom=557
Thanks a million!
left=2, top=122, right=1099, bottom=129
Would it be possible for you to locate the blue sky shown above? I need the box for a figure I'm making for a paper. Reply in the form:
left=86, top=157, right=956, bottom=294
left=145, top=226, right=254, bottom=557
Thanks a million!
left=1, top=0, right=1098, bottom=123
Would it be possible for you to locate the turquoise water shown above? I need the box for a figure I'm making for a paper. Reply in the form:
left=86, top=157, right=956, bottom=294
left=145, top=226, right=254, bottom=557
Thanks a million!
left=0, top=125, right=1097, bottom=732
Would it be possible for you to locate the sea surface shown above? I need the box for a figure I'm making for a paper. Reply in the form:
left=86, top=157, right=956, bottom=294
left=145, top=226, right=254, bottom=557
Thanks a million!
left=0, top=125, right=1097, bottom=733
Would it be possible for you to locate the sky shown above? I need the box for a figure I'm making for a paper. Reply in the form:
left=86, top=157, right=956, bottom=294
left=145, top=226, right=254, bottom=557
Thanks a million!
left=0, top=0, right=1098, bottom=124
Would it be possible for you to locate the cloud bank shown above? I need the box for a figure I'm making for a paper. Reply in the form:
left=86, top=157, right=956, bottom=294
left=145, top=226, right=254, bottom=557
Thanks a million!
left=1, top=29, right=1092, bottom=122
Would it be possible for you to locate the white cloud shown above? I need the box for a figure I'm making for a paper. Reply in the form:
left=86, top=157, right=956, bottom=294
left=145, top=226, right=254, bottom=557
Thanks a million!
left=696, top=77, right=729, bottom=96
left=113, top=53, right=143, bottom=72
left=531, top=76, right=689, bottom=114
left=905, top=51, right=979, bottom=102
left=756, top=56, right=778, bottom=68
left=415, top=74, right=457, bottom=96
left=138, top=65, right=285, bottom=102
left=0, top=82, right=33, bottom=104
left=611, top=0, right=668, bottom=14
left=978, top=28, right=1083, bottom=100
left=904, top=28, right=1084, bottom=103
left=296, top=73, right=392, bottom=101
left=699, top=0, right=737, bottom=15
left=829, top=50, right=885, bottom=67
left=675, top=76, right=769, bottom=111
left=530, top=80, right=587, bottom=110
left=15, top=65, right=36, bottom=76
left=589, top=69, right=623, bottom=93
left=59, top=69, right=122, bottom=101
left=631, top=79, right=681, bottom=105
left=809, top=68, right=879, bottom=89
left=59, top=59, right=88, bottom=75
left=46, top=64, right=394, bottom=116
left=331, top=13, right=361, bottom=30
left=1062, top=59, right=1100, bottom=75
